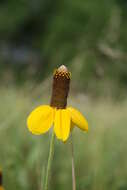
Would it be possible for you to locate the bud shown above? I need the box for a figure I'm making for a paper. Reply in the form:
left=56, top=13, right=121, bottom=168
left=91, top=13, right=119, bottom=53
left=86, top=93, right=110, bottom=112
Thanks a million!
left=50, top=65, right=71, bottom=109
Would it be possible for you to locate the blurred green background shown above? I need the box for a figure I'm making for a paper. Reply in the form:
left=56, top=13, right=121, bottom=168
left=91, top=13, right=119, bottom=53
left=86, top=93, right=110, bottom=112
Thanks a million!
left=0, top=0, right=127, bottom=190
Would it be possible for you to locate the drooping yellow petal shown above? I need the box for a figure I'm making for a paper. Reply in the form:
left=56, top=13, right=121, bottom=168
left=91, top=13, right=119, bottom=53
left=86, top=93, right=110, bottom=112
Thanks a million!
left=67, top=107, right=88, bottom=131
left=54, top=109, right=71, bottom=141
left=62, top=109, right=71, bottom=141
left=54, top=109, right=61, bottom=139
left=27, top=105, right=54, bottom=135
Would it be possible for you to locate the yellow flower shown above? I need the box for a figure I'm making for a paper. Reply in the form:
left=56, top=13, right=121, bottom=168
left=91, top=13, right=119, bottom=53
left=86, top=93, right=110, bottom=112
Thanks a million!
left=27, top=105, right=88, bottom=141
left=27, top=65, right=88, bottom=142
left=0, top=187, right=4, bottom=190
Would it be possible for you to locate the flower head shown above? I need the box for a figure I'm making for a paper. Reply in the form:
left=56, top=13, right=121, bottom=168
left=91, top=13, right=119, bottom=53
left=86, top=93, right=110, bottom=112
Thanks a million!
left=27, top=65, right=88, bottom=142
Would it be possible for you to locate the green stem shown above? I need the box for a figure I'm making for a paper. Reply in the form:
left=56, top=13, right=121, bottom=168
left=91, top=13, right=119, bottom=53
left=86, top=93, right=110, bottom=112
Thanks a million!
left=70, top=133, right=76, bottom=190
left=44, top=131, right=55, bottom=190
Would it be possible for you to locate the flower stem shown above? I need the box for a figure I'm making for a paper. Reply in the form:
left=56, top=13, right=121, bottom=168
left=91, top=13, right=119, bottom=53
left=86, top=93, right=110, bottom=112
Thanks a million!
left=70, top=133, right=76, bottom=190
left=44, top=131, right=55, bottom=190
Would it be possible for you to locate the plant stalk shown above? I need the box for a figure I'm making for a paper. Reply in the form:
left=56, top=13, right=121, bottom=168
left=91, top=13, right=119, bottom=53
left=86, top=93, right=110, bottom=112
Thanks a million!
left=70, top=133, right=76, bottom=190
left=44, top=132, right=55, bottom=190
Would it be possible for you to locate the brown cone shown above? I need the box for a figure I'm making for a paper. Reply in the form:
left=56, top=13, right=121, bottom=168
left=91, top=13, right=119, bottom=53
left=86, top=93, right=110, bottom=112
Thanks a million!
left=50, top=65, right=71, bottom=109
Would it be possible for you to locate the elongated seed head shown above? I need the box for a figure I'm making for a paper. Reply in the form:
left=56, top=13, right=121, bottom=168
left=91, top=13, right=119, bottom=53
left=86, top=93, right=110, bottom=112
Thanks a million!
left=50, top=65, right=71, bottom=108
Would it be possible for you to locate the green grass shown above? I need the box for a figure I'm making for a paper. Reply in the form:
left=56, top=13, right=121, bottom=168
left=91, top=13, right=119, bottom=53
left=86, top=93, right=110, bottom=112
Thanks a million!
left=0, top=84, right=127, bottom=190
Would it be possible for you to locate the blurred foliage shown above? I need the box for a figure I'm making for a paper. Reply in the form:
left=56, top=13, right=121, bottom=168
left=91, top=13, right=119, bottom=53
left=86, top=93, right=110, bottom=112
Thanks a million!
left=0, top=85, right=127, bottom=190
left=0, top=0, right=127, bottom=95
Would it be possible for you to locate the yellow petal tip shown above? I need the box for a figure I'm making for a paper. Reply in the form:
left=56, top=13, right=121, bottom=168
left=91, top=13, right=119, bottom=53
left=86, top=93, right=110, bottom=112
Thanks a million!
left=67, top=107, right=89, bottom=132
